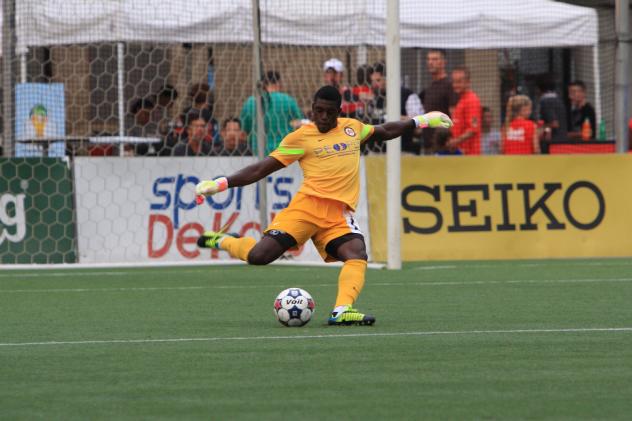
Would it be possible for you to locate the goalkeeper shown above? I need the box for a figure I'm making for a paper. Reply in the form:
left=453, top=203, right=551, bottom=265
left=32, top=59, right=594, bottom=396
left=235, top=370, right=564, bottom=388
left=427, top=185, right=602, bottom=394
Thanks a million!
left=196, top=85, right=452, bottom=326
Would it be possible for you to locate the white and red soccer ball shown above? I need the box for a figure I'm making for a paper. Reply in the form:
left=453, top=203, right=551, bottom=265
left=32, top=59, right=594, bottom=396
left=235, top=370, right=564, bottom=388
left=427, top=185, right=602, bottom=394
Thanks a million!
left=274, top=288, right=315, bottom=327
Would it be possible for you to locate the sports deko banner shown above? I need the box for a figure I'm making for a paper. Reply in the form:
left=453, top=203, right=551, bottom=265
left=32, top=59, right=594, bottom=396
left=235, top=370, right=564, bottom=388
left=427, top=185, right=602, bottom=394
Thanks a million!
left=0, top=158, right=76, bottom=264
left=73, top=157, right=371, bottom=264
left=366, top=155, right=632, bottom=261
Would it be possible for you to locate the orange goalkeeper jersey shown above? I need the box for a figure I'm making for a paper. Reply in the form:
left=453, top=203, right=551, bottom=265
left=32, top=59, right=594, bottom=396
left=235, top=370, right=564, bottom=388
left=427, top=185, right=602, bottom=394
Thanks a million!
left=269, top=118, right=374, bottom=210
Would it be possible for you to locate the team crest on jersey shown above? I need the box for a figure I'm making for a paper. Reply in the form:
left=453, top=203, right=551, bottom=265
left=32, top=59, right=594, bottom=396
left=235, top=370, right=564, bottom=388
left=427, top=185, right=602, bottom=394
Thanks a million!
left=344, top=127, right=356, bottom=137
left=471, top=117, right=479, bottom=128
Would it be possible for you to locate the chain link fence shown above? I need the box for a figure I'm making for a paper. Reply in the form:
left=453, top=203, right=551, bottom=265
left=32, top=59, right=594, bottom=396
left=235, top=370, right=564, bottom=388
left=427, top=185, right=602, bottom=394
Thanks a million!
left=1, top=1, right=625, bottom=158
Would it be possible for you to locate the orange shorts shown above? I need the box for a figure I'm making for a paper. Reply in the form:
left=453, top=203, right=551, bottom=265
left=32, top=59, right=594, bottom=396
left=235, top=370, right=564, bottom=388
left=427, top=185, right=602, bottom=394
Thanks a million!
left=265, top=192, right=364, bottom=262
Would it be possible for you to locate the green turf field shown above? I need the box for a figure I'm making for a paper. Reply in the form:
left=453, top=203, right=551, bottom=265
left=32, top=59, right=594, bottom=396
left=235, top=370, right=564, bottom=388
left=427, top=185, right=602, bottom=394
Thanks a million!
left=1, top=259, right=632, bottom=419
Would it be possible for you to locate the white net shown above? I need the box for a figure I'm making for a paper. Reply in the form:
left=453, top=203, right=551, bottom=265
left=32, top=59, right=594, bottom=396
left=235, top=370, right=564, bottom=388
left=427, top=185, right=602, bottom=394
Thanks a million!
left=0, top=0, right=624, bottom=265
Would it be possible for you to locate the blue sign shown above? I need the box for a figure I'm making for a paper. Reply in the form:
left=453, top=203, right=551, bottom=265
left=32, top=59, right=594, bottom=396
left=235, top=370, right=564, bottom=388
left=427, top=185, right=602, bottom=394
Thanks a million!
left=15, top=83, right=65, bottom=157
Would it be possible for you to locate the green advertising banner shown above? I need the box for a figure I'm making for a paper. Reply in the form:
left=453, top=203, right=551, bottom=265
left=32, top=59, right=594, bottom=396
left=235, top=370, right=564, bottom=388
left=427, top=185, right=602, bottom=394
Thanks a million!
left=1, top=158, right=76, bottom=264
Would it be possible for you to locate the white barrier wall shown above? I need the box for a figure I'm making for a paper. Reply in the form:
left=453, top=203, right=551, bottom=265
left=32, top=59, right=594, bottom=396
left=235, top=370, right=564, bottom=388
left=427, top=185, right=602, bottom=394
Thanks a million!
left=73, top=157, right=371, bottom=264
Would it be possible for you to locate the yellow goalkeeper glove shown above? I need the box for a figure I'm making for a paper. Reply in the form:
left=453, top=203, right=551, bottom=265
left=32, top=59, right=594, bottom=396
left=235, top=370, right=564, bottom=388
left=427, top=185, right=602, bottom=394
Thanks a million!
left=413, top=111, right=453, bottom=129
left=195, top=177, right=229, bottom=197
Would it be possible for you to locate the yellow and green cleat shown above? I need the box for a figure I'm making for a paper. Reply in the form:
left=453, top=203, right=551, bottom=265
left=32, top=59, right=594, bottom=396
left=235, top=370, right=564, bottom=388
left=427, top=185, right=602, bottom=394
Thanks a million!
left=196, top=231, right=238, bottom=249
left=328, top=305, right=375, bottom=326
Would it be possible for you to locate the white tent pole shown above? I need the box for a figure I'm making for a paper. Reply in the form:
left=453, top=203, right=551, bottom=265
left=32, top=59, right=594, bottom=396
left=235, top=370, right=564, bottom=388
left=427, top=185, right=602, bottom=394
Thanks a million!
left=386, top=0, right=401, bottom=270
left=614, top=0, right=630, bottom=152
left=592, top=46, right=602, bottom=132
left=20, top=52, right=27, bottom=83
left=117, top=42, right=125, bottom=157
left=251, top=0, right=268, bottom=231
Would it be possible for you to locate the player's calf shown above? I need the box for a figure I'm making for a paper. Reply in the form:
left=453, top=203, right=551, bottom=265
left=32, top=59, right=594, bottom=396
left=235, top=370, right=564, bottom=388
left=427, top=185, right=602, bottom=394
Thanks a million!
left=246, top=248, right=278, bottom=266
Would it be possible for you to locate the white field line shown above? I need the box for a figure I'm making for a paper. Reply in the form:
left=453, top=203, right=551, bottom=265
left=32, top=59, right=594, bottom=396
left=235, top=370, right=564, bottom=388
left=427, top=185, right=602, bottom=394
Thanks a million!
left=372, top=277, right=632, bottom=287
left=0, top=266, right=380, bottom=279
left=0, top=271, right=129, bottom=278
left=2, top=259, right=630, bottom=277
left=412, top=261, right=632, bottom=271
left=1, top=277, right=632, bottom=294
left=0, top=267, right=335, bottom=279
left=0, top=260, right=385, bottom=271
left=1, top=327, right=631, bottom=348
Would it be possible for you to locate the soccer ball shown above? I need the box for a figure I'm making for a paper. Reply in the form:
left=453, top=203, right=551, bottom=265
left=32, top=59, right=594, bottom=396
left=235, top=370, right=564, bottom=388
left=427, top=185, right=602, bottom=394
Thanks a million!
left=274, top=288, right=315, bottom=327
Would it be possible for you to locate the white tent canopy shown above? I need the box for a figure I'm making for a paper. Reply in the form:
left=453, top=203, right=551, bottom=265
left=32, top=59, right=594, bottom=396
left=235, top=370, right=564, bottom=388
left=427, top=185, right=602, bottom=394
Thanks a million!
left=16, top=0, right=598, bottom=50
left=399, top=0, right=598, bottom=48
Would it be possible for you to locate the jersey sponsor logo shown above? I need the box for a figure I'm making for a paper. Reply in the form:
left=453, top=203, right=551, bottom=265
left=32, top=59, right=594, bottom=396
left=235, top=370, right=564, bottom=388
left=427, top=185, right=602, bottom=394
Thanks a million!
left=506, top=127, right=525, bottom=142
left=344, top=126, right=356, bottom=137
left=313, top=141, right=360, bottom=158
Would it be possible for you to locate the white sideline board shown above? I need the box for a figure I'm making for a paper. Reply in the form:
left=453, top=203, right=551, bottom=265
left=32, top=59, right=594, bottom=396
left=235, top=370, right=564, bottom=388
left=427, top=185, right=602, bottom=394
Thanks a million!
left=73, top=157, right=371, bottom=264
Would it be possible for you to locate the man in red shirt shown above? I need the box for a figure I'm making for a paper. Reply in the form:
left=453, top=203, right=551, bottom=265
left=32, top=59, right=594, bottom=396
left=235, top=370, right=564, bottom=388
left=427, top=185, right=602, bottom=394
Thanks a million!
left=448, top=66, right=482, bottom=155
left=323, top=58, right=358, bottom=118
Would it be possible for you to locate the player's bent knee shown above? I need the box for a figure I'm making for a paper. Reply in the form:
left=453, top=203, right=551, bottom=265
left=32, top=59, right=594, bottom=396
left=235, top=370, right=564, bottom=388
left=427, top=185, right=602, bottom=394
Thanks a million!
left=330, top=235, right=368, bottom=262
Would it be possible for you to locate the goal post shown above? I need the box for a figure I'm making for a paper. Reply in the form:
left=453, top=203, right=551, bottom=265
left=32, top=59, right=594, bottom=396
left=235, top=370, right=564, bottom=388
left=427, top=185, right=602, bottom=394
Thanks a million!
left=386, top=0, right=402, bottom=270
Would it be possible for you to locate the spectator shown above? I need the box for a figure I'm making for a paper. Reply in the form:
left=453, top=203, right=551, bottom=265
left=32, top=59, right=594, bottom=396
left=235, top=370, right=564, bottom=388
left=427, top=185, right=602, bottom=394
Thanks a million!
left=183, top=82, right=219, bottom=143
left=240, top=70, right=304, bottom=155
left=366, top=65, right=385, bottom=127
left=172, top=109, right=214, bottom=156
left=127, top=97, right=156, bottom=155
left=156, top=112, right=186, bottom=156
left=432, top=128, right=462, bottom=155
left=369, top=61, right=424, bottom=154
left=567, top=80, right=596, bottom=140
left=158, top=108, right=215, bottom=157
left=448, top=66, right=482, bottom=155
left=352, top=64, right=375, bottom=123
left=536, top=74, right=567, bottom=142
left=216, top=117, right=251, bottom=156
left=151, top=85, right=178, bottom=137
left=420, top=49, right=457, bottom=154
left=322, top=58, right=358, bottom=118
left=502, top=95, right=540, bottom=155
left=481, top=106, right=501, bottom=155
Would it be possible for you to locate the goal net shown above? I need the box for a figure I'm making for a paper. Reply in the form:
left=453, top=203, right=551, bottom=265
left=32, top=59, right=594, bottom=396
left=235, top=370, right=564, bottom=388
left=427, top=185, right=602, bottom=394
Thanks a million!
left=0, top=0, right=615, bottom=266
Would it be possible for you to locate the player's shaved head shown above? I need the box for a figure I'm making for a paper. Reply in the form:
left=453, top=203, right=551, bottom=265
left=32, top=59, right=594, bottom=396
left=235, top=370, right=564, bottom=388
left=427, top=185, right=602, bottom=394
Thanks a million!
left=312, top=86, right=341, bottom=133
left=314, top=85, right=342, bottom=108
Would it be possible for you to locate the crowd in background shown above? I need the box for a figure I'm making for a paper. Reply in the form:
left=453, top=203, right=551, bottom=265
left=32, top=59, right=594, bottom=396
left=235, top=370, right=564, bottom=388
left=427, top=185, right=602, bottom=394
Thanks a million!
left=113, top=49, right=620, bottom=158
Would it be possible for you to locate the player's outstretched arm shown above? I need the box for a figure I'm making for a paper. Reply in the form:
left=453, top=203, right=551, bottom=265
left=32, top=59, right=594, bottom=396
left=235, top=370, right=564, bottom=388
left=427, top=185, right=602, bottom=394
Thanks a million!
left=370, top=111, right=453, bottom=142
left=196, top=157, right=285, bottom=197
